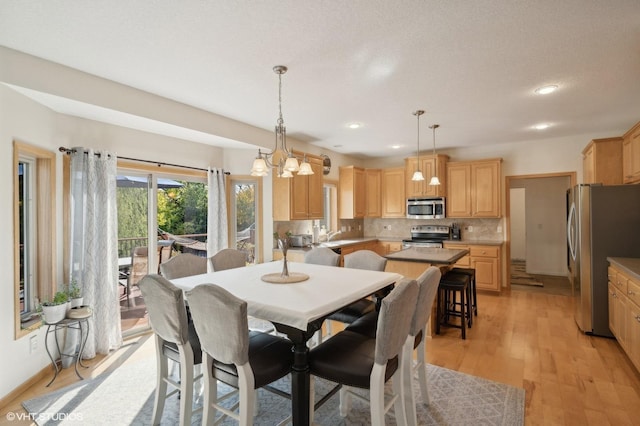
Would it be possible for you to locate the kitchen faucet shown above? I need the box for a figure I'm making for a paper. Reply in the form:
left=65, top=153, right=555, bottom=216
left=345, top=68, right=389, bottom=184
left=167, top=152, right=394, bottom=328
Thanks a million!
left=327, top=230, right=342, bottom=241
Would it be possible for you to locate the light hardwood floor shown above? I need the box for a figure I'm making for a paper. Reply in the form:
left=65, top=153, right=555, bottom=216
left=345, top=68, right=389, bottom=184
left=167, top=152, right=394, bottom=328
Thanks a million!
left=2, top=287, right=640, bottom=425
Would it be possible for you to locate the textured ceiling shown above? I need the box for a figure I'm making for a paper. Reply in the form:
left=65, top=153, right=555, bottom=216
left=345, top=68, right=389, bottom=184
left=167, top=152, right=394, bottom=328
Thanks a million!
left=1, top=0, right=640, bottom=158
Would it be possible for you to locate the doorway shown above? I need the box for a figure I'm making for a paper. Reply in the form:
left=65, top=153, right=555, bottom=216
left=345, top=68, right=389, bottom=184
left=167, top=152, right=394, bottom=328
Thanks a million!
left=505, top=172, right=576, bottom=294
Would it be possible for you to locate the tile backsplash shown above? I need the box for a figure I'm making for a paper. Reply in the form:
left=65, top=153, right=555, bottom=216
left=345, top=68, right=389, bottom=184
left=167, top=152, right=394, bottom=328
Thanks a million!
left=275, top=217, right=504, bottom=244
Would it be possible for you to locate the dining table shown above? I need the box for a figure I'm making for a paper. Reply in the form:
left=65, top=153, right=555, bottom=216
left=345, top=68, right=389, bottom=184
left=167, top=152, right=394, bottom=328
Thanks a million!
left=171, top=260, right=402, bottom=426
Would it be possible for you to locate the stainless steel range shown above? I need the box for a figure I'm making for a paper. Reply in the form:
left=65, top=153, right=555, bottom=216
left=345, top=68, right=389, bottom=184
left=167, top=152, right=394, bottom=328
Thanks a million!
left=402, top=225, right=451, bottom=249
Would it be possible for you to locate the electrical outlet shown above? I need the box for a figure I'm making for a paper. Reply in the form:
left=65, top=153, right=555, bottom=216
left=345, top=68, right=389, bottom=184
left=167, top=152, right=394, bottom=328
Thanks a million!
left=468, top=226, right=473, bottom=232
left=497, top=226, right=502, bottom=233
left=30, top=335, right=38, bottom=354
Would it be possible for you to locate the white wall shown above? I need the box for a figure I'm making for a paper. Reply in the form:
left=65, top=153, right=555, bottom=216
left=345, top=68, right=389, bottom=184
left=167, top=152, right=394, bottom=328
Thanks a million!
left=510, top=188, right=526, bottom=260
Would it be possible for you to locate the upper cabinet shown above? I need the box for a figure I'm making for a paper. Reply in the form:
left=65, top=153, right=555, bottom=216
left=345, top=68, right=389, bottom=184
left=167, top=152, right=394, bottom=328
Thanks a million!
left=365, top=169, right=382, bottom=218
left=273, top=151, right=324, bottom=221
left=623, top=122, right=640, bottom=184
left=339, top=166, right=366, bottom=219
left=404, top=155, right=448, bottom=198
left=582, top=137, right=623, bottom=185
left=446, top=159, right=502, bottom=218
left=381, top=167, right=406, bottom=218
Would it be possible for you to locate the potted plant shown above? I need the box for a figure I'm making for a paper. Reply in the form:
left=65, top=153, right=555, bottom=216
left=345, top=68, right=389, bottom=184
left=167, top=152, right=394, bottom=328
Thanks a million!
left=68, top=280, right=83, bottom=308
left=40, top=291, right=70, bottom=324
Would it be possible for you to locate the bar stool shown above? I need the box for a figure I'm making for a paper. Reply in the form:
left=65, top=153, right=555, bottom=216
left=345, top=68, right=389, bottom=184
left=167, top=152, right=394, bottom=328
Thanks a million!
left=436, top=272, right=472, bottom=339
left=451, top=267, right=477, bottom=316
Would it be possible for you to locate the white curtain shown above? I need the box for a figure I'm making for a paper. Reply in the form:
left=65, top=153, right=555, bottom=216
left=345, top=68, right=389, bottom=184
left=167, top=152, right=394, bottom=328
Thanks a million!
left=66, top=147, right=122, bottom=363
left=207, top=167, right=228, bottom=265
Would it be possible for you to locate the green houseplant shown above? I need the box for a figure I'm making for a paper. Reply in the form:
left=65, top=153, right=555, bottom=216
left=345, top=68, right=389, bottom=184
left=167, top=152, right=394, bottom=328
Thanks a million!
left=40, top=290, right=70, bottom=324
left=68, top=279, right=83, bottom=308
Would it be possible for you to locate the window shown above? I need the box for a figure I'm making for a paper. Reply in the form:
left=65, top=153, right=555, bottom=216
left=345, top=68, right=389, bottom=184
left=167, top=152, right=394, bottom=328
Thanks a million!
left=116, top=161, right=208, bottom=336
left=228, top=176, right=262, bottom=264
left=14, top=141, right=56, bottom=338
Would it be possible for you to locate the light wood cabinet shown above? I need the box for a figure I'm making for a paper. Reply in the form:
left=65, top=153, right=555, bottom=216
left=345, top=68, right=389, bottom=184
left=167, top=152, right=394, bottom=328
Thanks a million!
left=376, top=241, right=403, bottom=256
left=272, top=250, right=306, bottom=263
left=446, top=159, right=502, bottom=218
left=339, top=166, right=366, bottom=219
left=272, top=152, right=324, bottom=221
left=582, top=138, right=623, bottom=185
left=381, top=167, right=406, bottom=218
left=444, top=243, right=501, bottom=293
left=365, top=169, right=381, bottom=218
left=623, top=122, right=640, bottom=184
left=404, top=155, right=448, bottom=198
left=608, top=263, right=640, bottom=372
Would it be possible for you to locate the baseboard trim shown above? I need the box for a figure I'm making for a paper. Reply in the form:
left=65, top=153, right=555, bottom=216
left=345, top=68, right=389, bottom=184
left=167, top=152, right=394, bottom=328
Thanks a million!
left=0, top=365, right=51, bottom=410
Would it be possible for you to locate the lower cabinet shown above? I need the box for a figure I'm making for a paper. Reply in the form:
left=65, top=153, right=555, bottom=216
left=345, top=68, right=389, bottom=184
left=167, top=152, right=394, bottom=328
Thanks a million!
left=376, top=241, right=403, bottom=256
left=273, top=250, right=305, bottom=263
left=608, top=264, right=640, bottom=372
left=443, top=243, right=501, bottom=293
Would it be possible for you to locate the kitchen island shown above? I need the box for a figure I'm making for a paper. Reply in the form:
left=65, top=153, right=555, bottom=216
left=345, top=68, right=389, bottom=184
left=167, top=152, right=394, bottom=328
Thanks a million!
left=384, top=247, right=469, bottom=279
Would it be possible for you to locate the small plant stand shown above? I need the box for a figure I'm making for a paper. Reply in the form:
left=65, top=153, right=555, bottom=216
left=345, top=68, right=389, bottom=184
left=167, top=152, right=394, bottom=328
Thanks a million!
left=44, top=310, right=92, bottom=387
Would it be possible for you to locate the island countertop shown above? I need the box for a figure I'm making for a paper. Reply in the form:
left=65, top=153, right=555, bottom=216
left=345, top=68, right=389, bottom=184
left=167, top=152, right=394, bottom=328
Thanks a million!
left=384, top=247, right=469, bottom=265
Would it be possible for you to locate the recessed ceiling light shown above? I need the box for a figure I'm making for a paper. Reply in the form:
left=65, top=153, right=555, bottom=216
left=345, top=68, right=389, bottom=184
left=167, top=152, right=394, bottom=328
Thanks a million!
left=333, top=144, right=343, bottom=148
left=534, top=123, right=550, bottom=130
left=391, top=145, right=401, bottom=149
left=348, top=123, right=361, bottom=129
left=535, top=85, right=558, bottom=95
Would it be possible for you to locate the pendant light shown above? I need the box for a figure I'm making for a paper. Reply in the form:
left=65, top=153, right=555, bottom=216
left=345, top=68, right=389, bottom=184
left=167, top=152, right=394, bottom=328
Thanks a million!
left=428, top=124, right=441, bottom=186
left=250, top=65, right=312, bottom=178
left=411, top=110, right=426, bottom=181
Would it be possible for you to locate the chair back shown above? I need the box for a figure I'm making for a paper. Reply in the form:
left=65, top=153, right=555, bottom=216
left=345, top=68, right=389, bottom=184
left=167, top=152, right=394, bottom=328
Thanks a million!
left=374, top=278, right=418, bottom=364
left=344, top=250, right=387, bottom=271
left=160, top=253, right=208, bottom=279
left=409, top=266, right=442, bottom=337
left=209, top=248, right=247, bottom=271
left=129, top=246, right=149, bottom=287
left=138, top=274, right=189, bottom=346
left=158, top=239, right=175, bottom=267
left=186, top=284, right=249, bottom=366
left=304, top=247, right=340, bottom=266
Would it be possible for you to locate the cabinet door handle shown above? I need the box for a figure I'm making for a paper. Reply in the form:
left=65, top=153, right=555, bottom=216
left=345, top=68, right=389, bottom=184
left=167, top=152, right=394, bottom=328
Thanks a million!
left=636, top=316, right=640, bottom=322
left=629, top=290, right=635, bottom=296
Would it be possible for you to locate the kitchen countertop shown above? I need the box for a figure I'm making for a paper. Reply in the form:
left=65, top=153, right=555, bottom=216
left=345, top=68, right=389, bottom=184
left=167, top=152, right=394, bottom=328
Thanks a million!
left=607, top=257, right=640, bottom=280
left=385, top=247, right=469, bottom=265
left=277, top=237, right=379, bottom=252
left=443, top=240, right=503, bottom=246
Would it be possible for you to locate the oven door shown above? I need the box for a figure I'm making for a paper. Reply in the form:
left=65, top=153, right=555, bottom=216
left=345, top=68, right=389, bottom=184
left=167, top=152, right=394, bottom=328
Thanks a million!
left=402, top=241, right=444, bottom=249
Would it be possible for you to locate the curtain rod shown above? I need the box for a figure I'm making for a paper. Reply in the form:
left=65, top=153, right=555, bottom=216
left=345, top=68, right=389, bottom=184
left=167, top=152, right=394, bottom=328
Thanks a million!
left=58, top=147, right=229, bottom=174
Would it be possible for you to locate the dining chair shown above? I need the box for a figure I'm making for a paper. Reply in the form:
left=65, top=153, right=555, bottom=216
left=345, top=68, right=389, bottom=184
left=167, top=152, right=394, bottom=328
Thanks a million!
left=138, top=274, right=203, bottom=426
left=159, top=253, right=208, bottom=279
left=308, top=278, right=419, bottom=426
left=402, top=266, right=441, bottom=426
left=185, top=283, right=293, bottom=426
left=127, top=246, right=149, bottom=307
left=304, top=247, right=340, bottom=344
left=208, top=248, right=247, bottom=271
left=304, top=247, right=340, bottom=266
left=326, top=250, right=387, bottom=329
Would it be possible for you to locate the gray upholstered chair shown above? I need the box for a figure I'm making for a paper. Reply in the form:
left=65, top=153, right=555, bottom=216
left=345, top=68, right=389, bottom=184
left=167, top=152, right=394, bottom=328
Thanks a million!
left=138, top=274, right=203, bottom=426
left=208, top=248, right=247, bottom=271
left=159, top=253, right=207, bottom=279
left=185, top=284, right=293, bottom=425
left=403, top=266, right=442, bottom=425
left=327, top=250, right=387, bottom=328
left=304, top=247, right=340, bottom=266
left=308, top=278, right=418, bottom=426
left=344, top=249, right=387, bottom=271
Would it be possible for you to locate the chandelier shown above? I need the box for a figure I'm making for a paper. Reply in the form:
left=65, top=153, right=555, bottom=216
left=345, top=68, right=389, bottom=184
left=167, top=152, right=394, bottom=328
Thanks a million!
left=250, top=65, right=313, bottom=178
left=411, top=110, right=425, bottom=181
left=429, top=124, right=441, bottom=186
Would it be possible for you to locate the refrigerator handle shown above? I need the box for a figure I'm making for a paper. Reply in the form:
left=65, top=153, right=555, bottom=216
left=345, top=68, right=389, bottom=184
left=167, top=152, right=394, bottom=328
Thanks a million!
left=567, top=202, right=577, bottom=261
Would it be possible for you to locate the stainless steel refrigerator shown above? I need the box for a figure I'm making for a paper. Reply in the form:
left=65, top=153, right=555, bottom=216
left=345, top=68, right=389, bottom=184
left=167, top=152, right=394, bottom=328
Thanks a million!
left=567, top=184, right=640, bottom=337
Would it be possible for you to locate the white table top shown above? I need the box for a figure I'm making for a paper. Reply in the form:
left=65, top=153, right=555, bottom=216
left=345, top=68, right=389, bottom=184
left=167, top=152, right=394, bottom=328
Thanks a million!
left=171, top=261, right=402, bottom=331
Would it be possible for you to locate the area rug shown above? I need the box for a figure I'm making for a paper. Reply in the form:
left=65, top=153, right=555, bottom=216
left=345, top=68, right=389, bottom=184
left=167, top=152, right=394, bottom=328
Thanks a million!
left=23, top=356, right=524, bottom=425
left=510, top=260, right=543, bottom=287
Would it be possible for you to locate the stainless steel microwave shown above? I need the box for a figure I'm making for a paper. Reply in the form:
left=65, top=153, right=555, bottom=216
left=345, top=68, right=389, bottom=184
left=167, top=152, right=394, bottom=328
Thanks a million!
left=406, top=197, right=446, bottom=219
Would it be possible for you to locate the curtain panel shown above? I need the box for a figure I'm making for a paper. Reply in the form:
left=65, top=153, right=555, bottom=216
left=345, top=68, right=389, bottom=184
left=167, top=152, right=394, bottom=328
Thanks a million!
left=66, top=147, right=122, bottom=362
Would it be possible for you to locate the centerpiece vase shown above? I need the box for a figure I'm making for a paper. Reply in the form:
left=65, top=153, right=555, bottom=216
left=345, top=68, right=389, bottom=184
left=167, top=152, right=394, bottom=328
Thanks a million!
left=278, top=238, right=290, bottom=278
